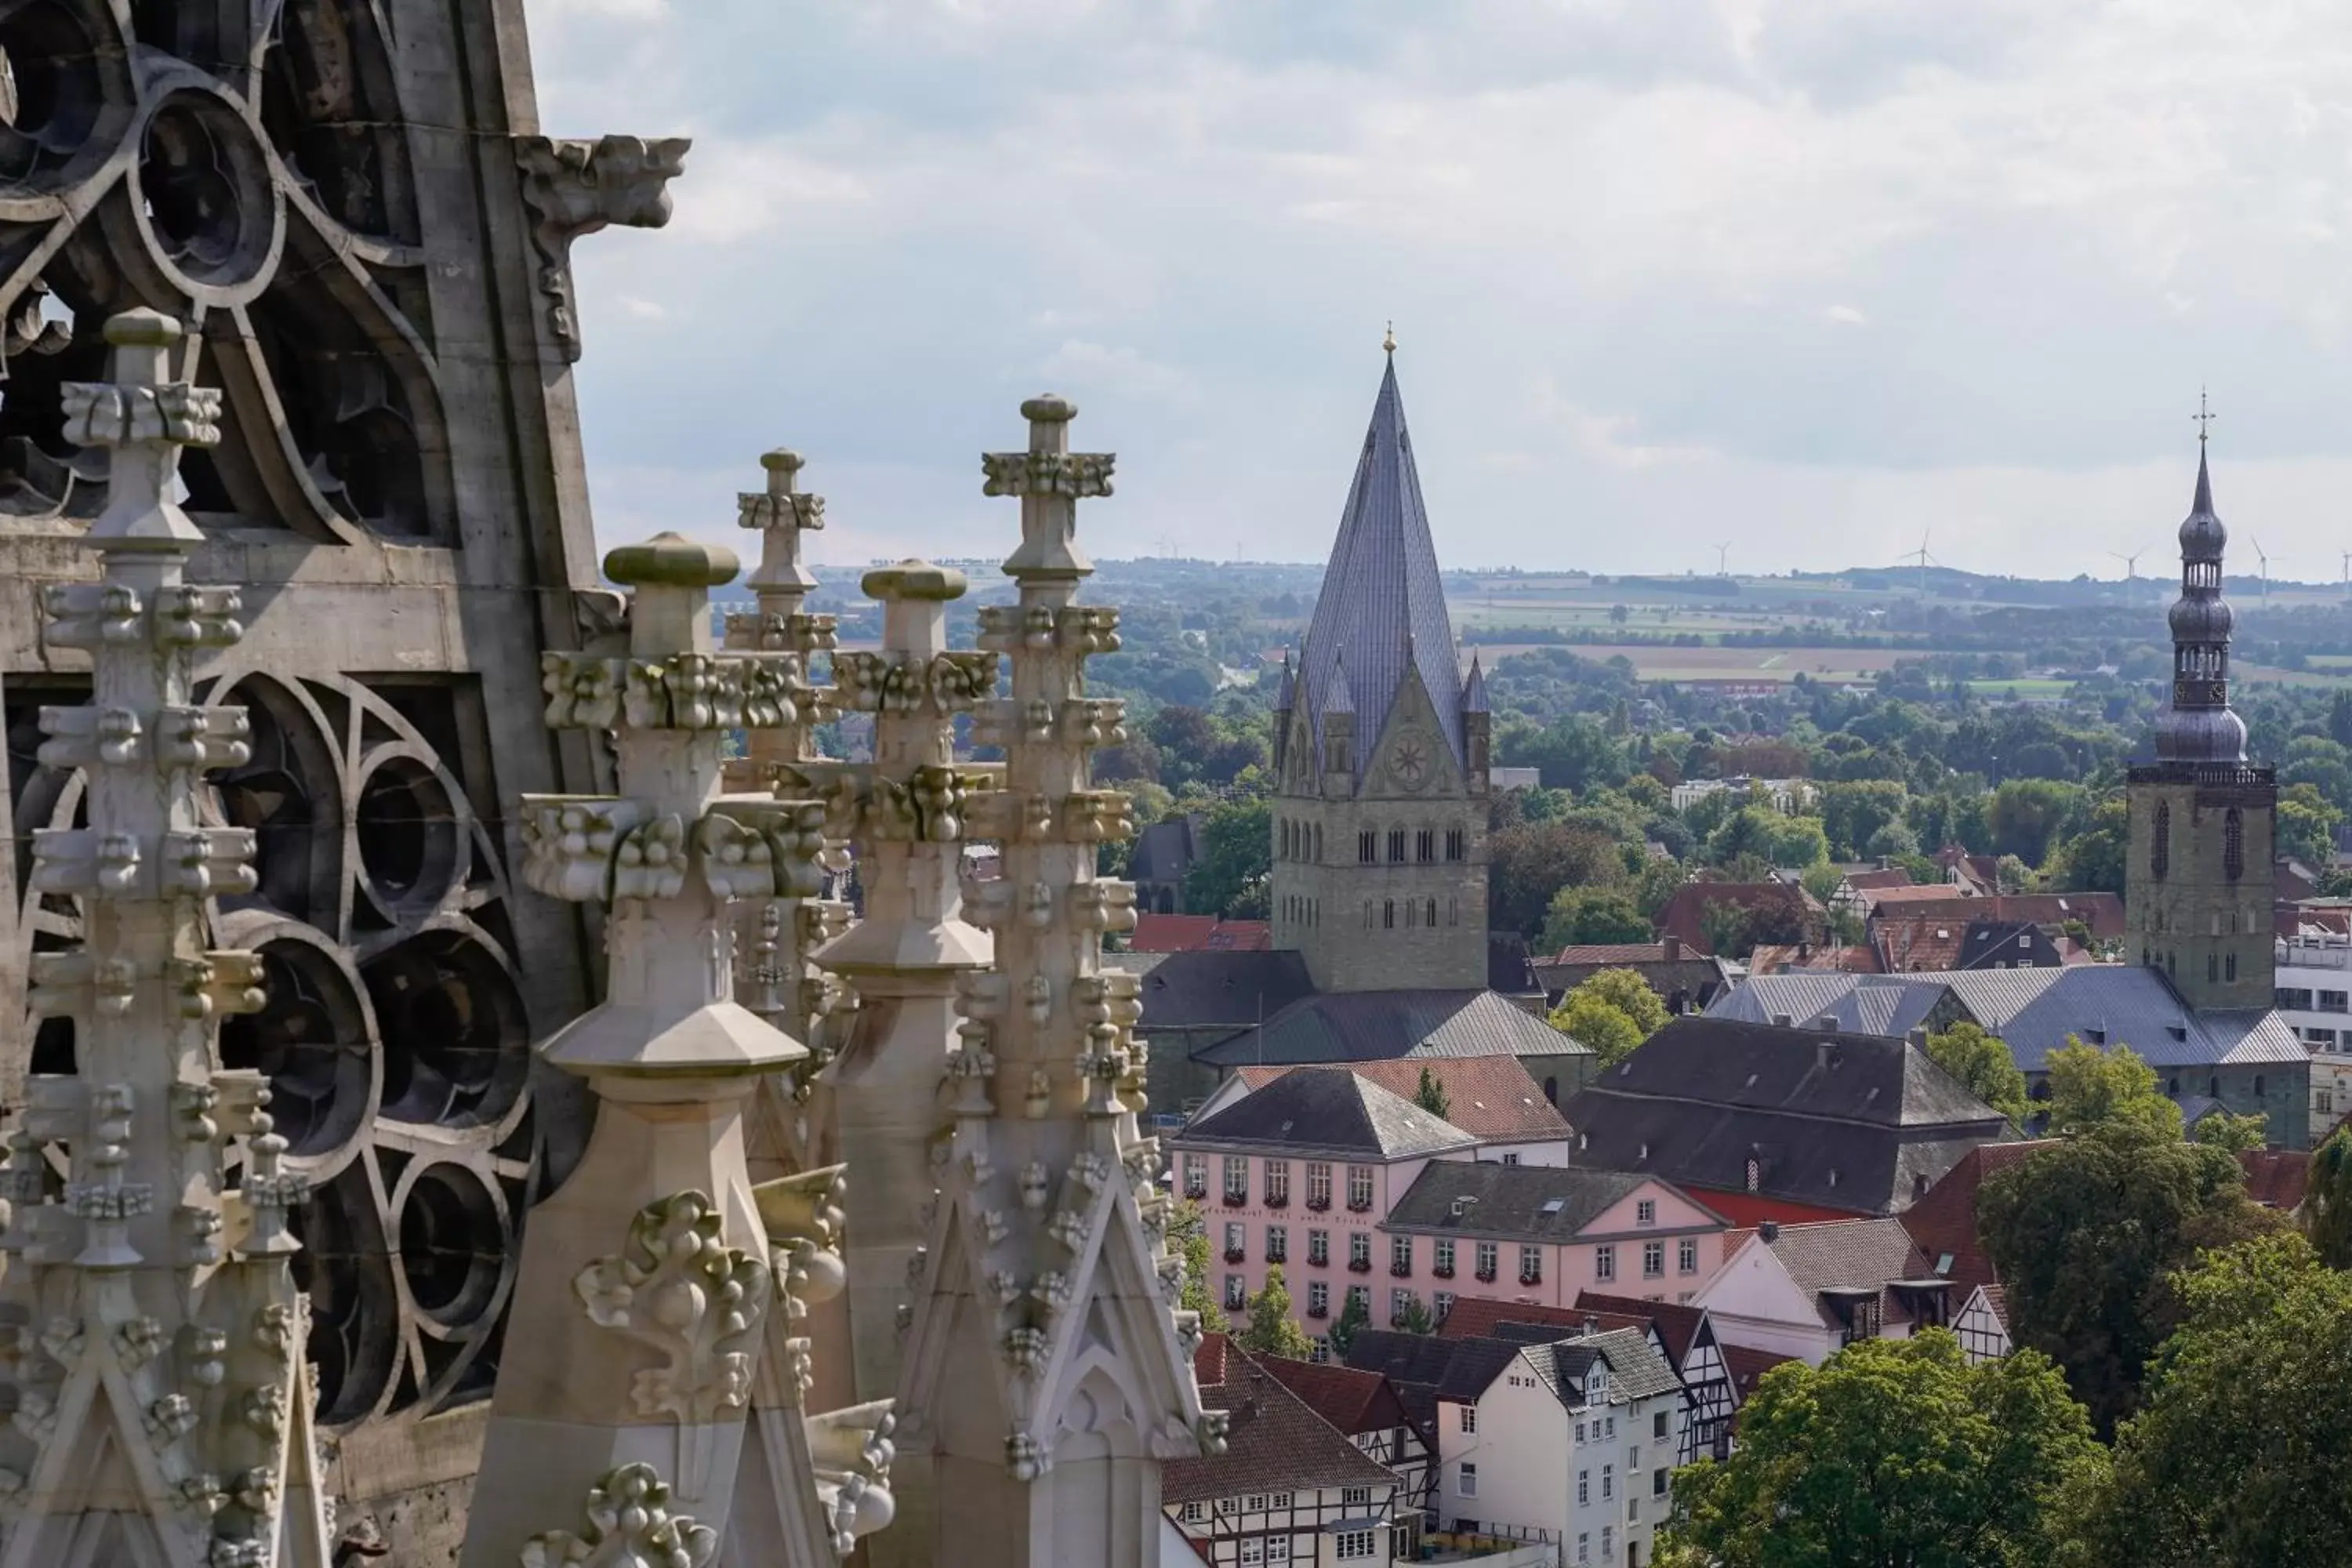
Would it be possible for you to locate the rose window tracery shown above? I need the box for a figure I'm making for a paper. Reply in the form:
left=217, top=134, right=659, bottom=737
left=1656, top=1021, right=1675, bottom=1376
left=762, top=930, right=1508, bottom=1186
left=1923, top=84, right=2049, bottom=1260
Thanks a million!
left=6, top=666, right=564, bottom=1428
left=0, top=0, right=451, bottom=541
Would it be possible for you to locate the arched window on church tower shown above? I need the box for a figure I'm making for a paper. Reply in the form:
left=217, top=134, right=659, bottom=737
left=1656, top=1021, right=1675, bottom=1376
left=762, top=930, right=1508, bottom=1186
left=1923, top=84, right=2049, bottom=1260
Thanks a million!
left=2152, top=802, right=2169, bottom=880
left=2224, top=808, right=2245, bottom=881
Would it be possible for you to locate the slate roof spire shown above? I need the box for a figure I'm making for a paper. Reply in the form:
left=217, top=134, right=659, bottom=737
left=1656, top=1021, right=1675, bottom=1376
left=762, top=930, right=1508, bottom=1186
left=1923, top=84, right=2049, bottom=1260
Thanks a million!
left=1463, top=652, right=1489, bottom=713
left=1300, top=343, right=1465, bottom=765
left=2156, top=426, right=2246, bottom=763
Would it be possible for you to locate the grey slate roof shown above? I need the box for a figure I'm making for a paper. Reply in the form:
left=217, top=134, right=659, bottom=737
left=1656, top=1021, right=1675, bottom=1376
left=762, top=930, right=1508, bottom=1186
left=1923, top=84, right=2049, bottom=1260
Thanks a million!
left=1137, top=950, right=1317, bottom=1033
left=1561, top=1015, right=2011, bottom=1214
left=1714, top=966, right=2309, bottom=1070
left=1348, top=1326, right=1675, bottom=1412
left=1708, top=973, right=1947, bottom=1040
left=1757, top=1217, right=1940, bottom=1330
left=1181, top=1067, right=1478, bottom=1161
left=1298, top=354, right=1465, bottom=770
left=1128, top=816, right=1200, bottom=884
left=1544, top=1327, right=1680, bottom=1404
left=1462, top=655, right=1489, bottom=714
left=1195, top=989, right=1590, bottom=1069
left=1383, top=1162, right=1672, bottom=1242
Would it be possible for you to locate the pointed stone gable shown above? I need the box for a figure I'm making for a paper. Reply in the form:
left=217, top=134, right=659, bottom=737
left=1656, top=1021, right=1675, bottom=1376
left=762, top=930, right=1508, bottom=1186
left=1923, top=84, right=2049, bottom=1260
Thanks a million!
left=1300, top=354, right=1465, bottom=772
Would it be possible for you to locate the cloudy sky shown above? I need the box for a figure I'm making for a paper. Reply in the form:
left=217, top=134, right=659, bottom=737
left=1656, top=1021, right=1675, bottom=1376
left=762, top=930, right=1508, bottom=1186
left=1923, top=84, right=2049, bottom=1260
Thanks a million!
left=526, top=0, right=2352, bottom=581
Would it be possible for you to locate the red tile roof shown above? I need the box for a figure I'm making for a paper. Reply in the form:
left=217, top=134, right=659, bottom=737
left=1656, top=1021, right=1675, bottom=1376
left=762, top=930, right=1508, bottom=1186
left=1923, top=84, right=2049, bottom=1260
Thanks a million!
left=1434, top=1298, right=1645, bottom=1342
left=1748, top=943, right=1884, bottom=975
left=1844, top=868, right=1914, bottom=892
left=1131, top=915, right=1273, bottom=953
left=1164, top=1340, right=1401, bottom=1505
left=1573, top=1290, right=1708, bottom=1370
left=1254, top=1356, right=1418, bottom=1441
left=1867, top=891, right=2125, bottom=939
left=2238, top=1148, right=2310, bottom=1210
left=1722, top=1344, right=1799, bottom=1405
left=1550, top=942, right=1681, bottom=964
left=1234, top=1058, right=1570, bottom=1144
left=1682, top=1187, right=1871, bottom=1229
left=1654, top=883, right=1824, bottom=955
left=1896, top=1141, right=2054, bottom=1298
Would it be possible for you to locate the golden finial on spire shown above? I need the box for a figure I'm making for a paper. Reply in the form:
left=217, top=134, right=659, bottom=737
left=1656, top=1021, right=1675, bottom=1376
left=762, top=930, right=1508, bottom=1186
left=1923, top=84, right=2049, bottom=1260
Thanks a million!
left=2194, top=387, right=2216, bottom=444
left=1382, top=320, right=1396, bottom=356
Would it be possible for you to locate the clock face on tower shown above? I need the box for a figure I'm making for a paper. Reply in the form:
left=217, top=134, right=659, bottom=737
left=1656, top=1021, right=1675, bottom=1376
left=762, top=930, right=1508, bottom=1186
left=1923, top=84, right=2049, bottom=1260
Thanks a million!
left=1389, top=737, right=1431, bottom=790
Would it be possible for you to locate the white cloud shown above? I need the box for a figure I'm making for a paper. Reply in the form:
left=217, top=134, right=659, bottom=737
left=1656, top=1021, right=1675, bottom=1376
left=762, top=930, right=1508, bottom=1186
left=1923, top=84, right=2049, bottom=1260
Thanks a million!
left=525, top=0, right=2352, bottom=578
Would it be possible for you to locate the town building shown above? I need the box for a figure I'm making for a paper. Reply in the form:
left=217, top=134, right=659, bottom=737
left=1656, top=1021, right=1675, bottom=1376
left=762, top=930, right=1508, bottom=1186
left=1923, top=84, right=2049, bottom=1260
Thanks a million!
left=1439, top=1296, right=1738, bottom=1466
left=1164, top=1336, right=1417, bottom=1567
left=1379, top=1163, right=1733, bottom=1323
left=1196, top=1055, right=1575, bottom=1165
left=1172, top=1066, right=1479, bottom=1325
left=1559, top=1015, right=2013, bottom=1219
left=1191, top=989, right=1594, bottom=1110
left=1668, top=777, right=1817, bottom=814
left=1694, top=1218, right=1996, bottom=1367
left=1652, top=880, right=1827, bottom=956
left=1130, top=914, right=1276, bottom=953
left=1530, top=935, right=1736, bottom=1014
left=1254, top=1356, right=1439, bottom=1523
left=1270, top=337, right=1491, bottom=994
left=1893, top=1142, right=2052, bottom=1363
left=1709, top=966, right=2311, bottom=1147
left=1343, top=1325, right=1685, bottom=1566
left=2270, top=934, right=2352, bottom=1138
left=1132, top=814, right=1203, bottom=915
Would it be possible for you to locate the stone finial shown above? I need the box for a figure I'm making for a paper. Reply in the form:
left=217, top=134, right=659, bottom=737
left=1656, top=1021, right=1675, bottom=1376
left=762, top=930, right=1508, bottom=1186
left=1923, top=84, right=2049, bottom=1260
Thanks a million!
left=861, top=561, right=967, bottom=604
left=742, top=448, right=825, bottom=597
left=64, top=308, right=220, bottom=552
left=604, top=532, right=739, bottom=589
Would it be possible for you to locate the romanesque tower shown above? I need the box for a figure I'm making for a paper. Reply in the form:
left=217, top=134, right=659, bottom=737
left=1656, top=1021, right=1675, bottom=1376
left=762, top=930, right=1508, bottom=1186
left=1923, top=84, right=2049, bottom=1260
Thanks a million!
left=1272, top=337, right=1490, bottom=992
left=2125, top=436, right=2278, bottom=1007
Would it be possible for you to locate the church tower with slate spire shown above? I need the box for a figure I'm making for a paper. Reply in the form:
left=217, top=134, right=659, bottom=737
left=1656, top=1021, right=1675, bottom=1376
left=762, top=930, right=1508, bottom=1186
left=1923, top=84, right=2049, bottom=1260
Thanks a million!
left=2126, top=427, right=2277, bottom=1009
left=1272, top=336, right=1490, bottom=992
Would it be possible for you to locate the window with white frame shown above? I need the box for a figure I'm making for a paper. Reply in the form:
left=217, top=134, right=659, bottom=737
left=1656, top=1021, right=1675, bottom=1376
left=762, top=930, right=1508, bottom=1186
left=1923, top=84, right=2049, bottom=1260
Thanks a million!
left=1476, top=1241, right=1497, bottom=1279
left=1244, top=1494, right=1267, bottom=1515
left=1308, top=1280, right=1329, bottom=1315
left=1679, top=1237, right=1699, bottom=1274
left=1347, top=1166, right=1374, bottom=1210
left=1459, top=1404, right=1477, bottom=1434
left=1436, top=1238, right=1456, bottom=1273
left=1577, top=1533, right=1589, bottom=1563
left=1350, top=1232, right=1371, bottom=1268
left=1594, top=1243, right=1615, bottom=1282
left=1224, top=1156, right=1249, bottom=1203
left=1183, top=1154, right=1207, bottom=1198
left=1335, top=1530, right=1377, bottom=1561
left=1602, top=1527, right=1613, bottom=1560
left=1270, top=1493, right=1293, bottom=1509
left=1644, top=1240, right=1664, bottom=1278
left=1391, top=1236, right=1413, bottom=1274
left=1309, top=1229, right=1329, bottom=1265
left=1435, top=1290, right=1455, bottom=1322
left=1307, top=1163, right=1333, bottom=1207
left=1225, top=1275, right=1246, bottom=1310
left=1602, top=1464, right=1613, bottom=1500
left=1391, top=1287, right=1415, bottom=1323
left=1265, top=1541, right=1290, bottom=1564
left=1225, top=1221, right=1245, bottom=1258
left=1265, top=1160, right=1290, bottom=1204
left=1341, top=1486, right=1373, bottom=1508
left=1636, top=1199, right=1656, bottom=1226
left=1519, top=1243, right=1542, bottom=1282
left=1240, top=1541, right=1264, bottom=1566
left=1181, top=1501, right=1205, bottom=1523
left=1577, top=1471, right=1589, bottom=1505
left=1267, top=1225, right=1287, bottom=1262
left=1459, top=1462, right=1478, bottom=1498
left=1216, top=1498, right=1237, bottom=1515
left=1348, top=1284, right=1370, bottom=1312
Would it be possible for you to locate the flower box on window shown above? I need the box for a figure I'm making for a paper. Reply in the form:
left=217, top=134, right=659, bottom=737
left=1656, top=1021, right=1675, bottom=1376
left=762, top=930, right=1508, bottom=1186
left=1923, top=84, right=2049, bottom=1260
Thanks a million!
left=1519, top=1269, right=1543, bottom=1287
left=1305, top=1196, right=1331, bottom=1211
left=1347, top=1258, right=1372, bottom=1274
left=1431, top=1263, right=1454, bottom=1279
left=1389, top=1262, right=1412, bottom=1279
left=1224, top=1247, right=1247, bottom=1264
left=1475, top=1266, right=1497, bottom=1283
left=1306, top=1302, right=1328, bottom=1319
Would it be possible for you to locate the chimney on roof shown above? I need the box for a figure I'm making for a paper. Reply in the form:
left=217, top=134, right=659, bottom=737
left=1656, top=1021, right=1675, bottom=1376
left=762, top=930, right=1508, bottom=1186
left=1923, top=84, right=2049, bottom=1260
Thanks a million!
left=1662, top=935, right=1682, bottom=963
left=1907, top=1025, right=1928, bottom=1048
left=1771, top=1013, right=1795, bottom=1029
left=1816, top=1037, right=1838, bottom=1073
left=1759, top=1220, right=1780, bottom=1243
left=1814, top=1014, right=1838, bottom=1032
left=1583, top=1315, right=1599, bottom=1336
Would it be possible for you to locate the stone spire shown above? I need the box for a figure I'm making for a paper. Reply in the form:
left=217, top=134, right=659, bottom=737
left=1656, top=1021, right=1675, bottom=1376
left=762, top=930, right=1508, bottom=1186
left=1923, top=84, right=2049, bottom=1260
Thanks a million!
left=461, top=532, right=892, bottom=1566
left=892, top=395, right=1215, bottom=1566
left=0, top=310, right=334, bottom=1568
left=2154, top=443, right=2249, bottom=764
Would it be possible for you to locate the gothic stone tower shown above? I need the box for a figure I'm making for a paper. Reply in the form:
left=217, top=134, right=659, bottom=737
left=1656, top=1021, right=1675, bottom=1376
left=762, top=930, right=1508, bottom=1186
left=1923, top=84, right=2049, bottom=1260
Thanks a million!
left=1272, top=341, right=1489, bottom=993
left=2125, top=443, right=2276, bottom=1008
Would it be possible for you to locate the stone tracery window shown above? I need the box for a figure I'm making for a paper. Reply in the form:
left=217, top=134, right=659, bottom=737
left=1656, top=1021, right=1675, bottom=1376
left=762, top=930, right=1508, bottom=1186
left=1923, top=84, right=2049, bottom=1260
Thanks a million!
left=2152, top=802, right=2169, bottom=880
left=2224, top=807, right=2244, bottom=881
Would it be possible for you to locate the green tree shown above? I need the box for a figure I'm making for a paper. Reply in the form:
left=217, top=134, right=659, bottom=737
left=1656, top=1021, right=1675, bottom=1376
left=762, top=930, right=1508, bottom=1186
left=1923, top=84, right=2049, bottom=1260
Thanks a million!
left=1978, top=1127, right=2274, bottom=1433
left=1237, top=1264, right=1315, bottom=1360
left=1987, top=779, right=2083, bottom=867
left=2044, top=1040, right=2183, bottom=1139
left=2049, top=794, right=2129, bottom=895
left=1168, top=1200, right=1229, bottom=1337
left=1327, top=1288, right=1369, bottom=1358
left=1820, top=780, right=1910, bottom=861
left=1538, top=887, right=1651, bottom=951
left=1922, top=1022, right=2028, bottom=1124
left=1392, top=1294, right=1436, bottom=1334
left=1414, top=1066, right=1450, bottom=1121
left=2189, top=1110, right=2270, bottom=1152
left=2276, top=782, right=2343, bottom=870
left=1183, top=794, right=1271, bottom=919
left=1659, top=1331, right=2100, bottom=1568
left=1486, top=821, right=1626, bottom=938
left=1546, top=967, right=1668, bottom=1070
left=2069, top=1235, right=2352, bottom=1566
left=2306, top=1127, right=2352, bottom=1269
left=1549, top=993, right=1641, bottom=1068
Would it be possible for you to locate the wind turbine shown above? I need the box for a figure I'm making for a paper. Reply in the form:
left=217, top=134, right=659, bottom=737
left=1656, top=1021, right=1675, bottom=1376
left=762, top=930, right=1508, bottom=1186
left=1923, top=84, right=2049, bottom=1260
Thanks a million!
left=2341, top=550, right=2350, bottom=601
left=1896, top=532, right=1937, bottom=594
left=1713, top=542, right=1731, bottom=577
left=2252, top=537, right=2274, bottom=601
left=2109, top=547, right=2147, bottom=583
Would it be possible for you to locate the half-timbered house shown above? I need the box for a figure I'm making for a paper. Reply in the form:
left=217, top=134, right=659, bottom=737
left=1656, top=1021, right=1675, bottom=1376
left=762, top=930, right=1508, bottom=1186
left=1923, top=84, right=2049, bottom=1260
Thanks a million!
left=1165, top=1336, right=1418, bottom=1566
left=1255, top=1356, right=1439, bottom=1524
